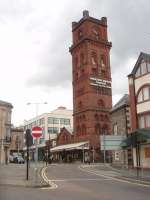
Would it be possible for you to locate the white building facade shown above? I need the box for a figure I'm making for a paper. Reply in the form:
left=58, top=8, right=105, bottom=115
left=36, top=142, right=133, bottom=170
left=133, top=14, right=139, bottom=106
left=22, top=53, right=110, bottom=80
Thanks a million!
left=128, top=52, right=150, bottom=168
left=24, top=106, right=73, bottom=148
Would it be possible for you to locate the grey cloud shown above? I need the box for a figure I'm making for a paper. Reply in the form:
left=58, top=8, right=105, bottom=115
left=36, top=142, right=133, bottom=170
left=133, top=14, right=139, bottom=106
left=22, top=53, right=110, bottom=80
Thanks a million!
left=27, top=0, right=150, bottom=97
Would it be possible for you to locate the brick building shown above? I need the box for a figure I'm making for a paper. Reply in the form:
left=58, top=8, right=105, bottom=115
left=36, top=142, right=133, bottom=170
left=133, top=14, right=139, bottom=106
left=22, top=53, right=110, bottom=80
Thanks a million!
left=51, top=11, right=112, bottom=162
left=69, top=10, right=112, bottom=161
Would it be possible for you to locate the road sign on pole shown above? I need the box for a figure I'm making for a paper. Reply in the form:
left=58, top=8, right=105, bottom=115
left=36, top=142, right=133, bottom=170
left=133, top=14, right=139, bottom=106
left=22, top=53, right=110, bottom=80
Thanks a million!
left=32, top=126, right=42, bottom=138
left=25, top=129, right=33, bottom=181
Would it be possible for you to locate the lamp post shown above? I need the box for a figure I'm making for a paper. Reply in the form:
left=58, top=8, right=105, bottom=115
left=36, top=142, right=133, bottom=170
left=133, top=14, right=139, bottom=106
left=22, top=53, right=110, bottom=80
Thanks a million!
left=26, top=102, right=47, bottom=184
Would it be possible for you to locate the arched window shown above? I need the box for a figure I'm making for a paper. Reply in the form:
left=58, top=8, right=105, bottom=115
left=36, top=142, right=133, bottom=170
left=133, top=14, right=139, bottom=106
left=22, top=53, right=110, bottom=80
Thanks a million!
left=94, top=113, right=99, bottom=120
left=137, top=85, right=150, bottom=103
left=91, top=52, right=97, bottom=65
left=92, top=27, right=100, bottom=40
left=100, top=55, right=106, bottom=69
left=102, top=124, right=108, bottom=135
left=78, top=30, right=83, bottom=40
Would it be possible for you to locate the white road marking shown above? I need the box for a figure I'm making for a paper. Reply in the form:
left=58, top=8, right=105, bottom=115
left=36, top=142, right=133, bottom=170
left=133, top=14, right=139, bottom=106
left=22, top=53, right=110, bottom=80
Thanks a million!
left=79, top=165, right=150, bottom=188
left=41, top=167, right=58, bottom=190
left=49, top=178, right=111, bottom=182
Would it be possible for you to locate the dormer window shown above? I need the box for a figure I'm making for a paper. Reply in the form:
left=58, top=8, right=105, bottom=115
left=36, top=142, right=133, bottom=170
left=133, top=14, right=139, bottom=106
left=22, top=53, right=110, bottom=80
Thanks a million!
left=135, top=60, right=150, bottom=77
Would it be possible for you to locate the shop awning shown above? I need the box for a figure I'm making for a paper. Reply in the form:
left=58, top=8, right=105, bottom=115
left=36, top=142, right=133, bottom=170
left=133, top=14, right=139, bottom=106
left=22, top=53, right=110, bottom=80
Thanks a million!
left=121, top=129, right=150, bottom=148
left=50, top=141, right=89, bottom=152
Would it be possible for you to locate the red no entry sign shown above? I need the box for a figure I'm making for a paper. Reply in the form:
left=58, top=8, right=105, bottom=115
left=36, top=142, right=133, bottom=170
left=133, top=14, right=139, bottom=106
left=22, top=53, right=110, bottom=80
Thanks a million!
left=32, top=126, right=43, bottom=138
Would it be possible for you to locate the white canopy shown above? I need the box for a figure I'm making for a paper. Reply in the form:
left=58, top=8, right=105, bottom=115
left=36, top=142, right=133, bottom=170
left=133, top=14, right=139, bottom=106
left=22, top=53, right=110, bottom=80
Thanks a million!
left=50, top=141, right=89, bottom=152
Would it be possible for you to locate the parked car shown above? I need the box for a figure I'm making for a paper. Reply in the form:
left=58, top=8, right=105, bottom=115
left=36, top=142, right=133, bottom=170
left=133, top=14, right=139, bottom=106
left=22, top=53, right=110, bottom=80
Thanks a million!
left=13, top=156, right=25, bottom=164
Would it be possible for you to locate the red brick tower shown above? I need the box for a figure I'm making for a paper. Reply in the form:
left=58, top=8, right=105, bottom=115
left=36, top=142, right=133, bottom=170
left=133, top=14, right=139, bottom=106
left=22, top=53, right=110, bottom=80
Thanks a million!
left=69, top=11, right=112, bottom=161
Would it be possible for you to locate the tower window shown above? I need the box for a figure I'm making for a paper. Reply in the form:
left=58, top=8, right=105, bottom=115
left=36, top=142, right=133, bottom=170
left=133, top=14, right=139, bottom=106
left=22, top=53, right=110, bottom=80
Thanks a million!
left=78, top=30, right=83, bottom=40
left=92, top=27, right=100, bottom=40
left=91, top=52, right=97, bottom=65
left=100, top=55, right=106, bottom=69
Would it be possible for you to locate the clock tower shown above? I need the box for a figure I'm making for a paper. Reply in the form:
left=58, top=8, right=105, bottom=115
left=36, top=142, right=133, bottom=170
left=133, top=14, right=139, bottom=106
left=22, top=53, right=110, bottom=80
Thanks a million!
left=69, top=11, right=112, bottom=161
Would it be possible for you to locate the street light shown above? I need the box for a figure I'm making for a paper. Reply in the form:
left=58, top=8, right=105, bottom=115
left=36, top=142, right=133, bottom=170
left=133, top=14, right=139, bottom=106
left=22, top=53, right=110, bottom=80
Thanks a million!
left=27, top=102, right=48, bottom=117
left=26, top=102, right=48, bottom=185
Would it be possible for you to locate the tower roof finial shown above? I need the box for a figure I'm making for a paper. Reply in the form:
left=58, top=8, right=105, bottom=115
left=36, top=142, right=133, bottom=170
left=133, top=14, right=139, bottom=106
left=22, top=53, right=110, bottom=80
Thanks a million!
left=83, top=10, right=89, bottom=18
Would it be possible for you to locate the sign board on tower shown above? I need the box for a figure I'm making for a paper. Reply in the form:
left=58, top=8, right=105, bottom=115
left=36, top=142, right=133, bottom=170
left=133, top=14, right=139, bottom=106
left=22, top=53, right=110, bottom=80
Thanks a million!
left=32, top=126, right=42, bottom=138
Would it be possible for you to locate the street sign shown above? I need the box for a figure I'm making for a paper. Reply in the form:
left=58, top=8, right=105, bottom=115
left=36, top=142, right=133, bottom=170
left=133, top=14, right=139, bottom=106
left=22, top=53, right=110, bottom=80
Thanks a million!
left=32, top=126, right=42, bottom=138
left=100, top=135, right=126, bottom=150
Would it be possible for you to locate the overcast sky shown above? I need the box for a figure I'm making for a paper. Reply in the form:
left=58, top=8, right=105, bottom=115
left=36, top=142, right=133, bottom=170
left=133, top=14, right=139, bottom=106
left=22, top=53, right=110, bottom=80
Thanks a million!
left=0, top=0, right=150, bottom=126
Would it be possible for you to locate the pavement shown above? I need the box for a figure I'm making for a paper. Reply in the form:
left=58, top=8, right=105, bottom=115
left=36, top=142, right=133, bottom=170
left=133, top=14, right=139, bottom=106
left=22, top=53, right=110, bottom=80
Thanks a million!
left=80, top=163, right=150, bottom=186
left=0, top=162, right=49, bottom=188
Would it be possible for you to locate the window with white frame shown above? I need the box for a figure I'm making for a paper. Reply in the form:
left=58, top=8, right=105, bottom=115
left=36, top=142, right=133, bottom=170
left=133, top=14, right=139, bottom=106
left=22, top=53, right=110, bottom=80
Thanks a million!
left=113, top=123, right=118, bottom=135
left=135, top=60, right=150, bottom=77
left=138, top=113, right=150, bottom=128
left=137, top=85, right=150, bottom=103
